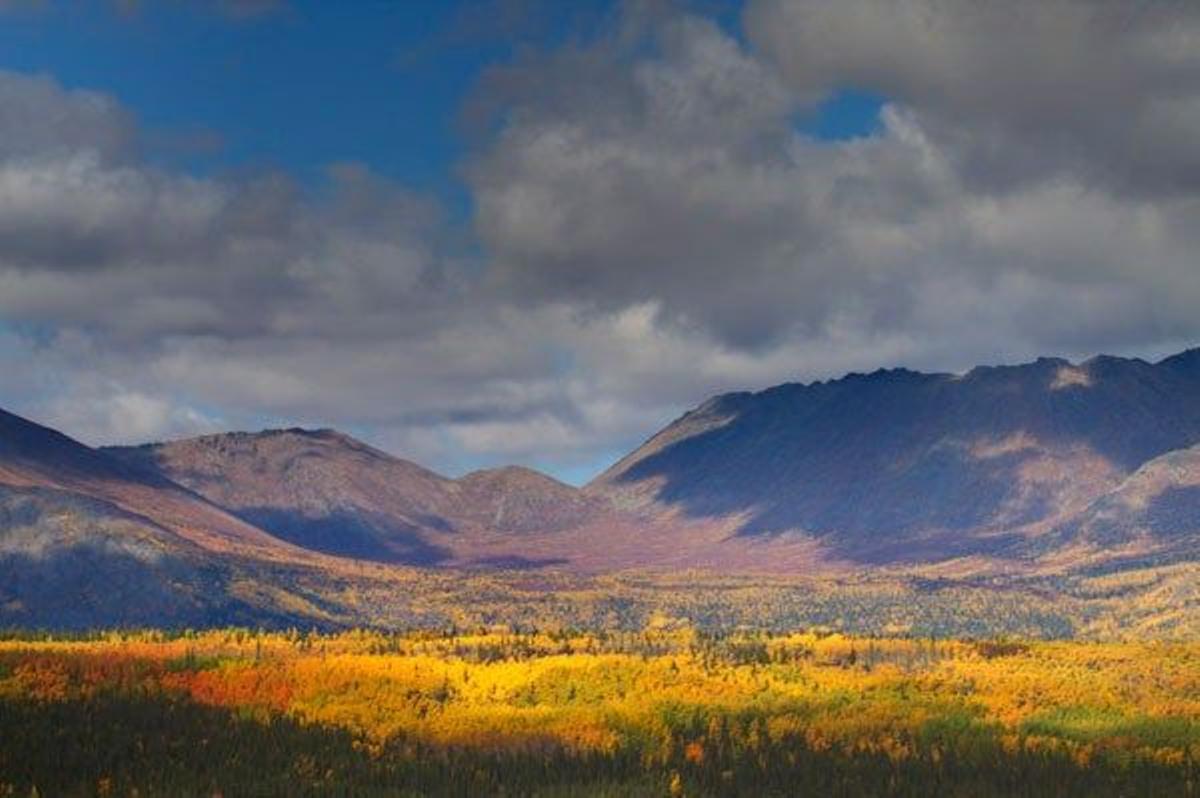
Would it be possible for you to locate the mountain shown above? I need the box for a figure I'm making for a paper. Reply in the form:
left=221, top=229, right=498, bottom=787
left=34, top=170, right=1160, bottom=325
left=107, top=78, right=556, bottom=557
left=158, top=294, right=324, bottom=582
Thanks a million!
left=0, top=408, right=326, bottom=628
left=588, top=351, right=1200, bottom=566
left=454, top=466, right=610, bottom=534
left=106, top=429, right=462, bottom=564
left=104, top=431, right=612, bottom=566
left=104, top=429, right=806, bottom=572
left=117, top=349, right=1200, bottom=576
left=0, top=408, right=295, bottom=556
left=4, top=347, right=1200, bottom=631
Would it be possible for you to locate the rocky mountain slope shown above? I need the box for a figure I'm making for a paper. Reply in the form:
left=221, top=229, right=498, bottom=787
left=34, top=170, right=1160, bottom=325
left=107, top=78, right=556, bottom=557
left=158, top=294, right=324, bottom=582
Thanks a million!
left=1038, top=443, right=1200, bottom=568
left=0, top=408, right=295, bottom=557
left=104, top=428, right=817, bottom=573
left=453, top=466, right=610, bottom=534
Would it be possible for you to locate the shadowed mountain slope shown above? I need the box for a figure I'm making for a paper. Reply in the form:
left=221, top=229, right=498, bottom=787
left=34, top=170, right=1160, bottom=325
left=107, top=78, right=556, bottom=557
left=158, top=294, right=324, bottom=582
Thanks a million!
left=2, top=348, right=1200, bottom=630
left=104, top=430, right=793, bottom=573
left=3, top=346, right=1199, bottom=597
left=588, top=350, right=1200, bottom=564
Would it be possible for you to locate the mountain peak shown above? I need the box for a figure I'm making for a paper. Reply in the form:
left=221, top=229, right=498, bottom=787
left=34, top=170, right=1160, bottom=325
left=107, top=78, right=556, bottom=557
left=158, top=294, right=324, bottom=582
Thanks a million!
left=454, top=464, right=606, bottom=535
left=458, top=465, right=568, bottom=489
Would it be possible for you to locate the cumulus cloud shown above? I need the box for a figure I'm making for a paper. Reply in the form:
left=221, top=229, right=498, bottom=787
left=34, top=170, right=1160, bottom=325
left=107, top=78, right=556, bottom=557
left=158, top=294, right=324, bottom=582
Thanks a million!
left=1, top=0, right=1199, bottom=479
left=470, top=1, right=1200, bottom=362
left=745, top=0, right=1200, bottom=195
left=0, top=73, right=132, bottom=164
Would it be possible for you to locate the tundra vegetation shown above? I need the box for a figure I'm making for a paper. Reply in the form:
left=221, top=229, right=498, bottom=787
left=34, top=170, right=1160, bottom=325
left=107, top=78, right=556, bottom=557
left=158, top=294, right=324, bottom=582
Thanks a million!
left=0, top=626, right=1196, bottom=796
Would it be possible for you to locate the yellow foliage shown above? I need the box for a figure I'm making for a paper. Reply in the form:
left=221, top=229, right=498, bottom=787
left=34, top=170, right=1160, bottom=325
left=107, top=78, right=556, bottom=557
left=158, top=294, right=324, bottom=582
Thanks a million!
left=0, top=628, right=1196, bottom=769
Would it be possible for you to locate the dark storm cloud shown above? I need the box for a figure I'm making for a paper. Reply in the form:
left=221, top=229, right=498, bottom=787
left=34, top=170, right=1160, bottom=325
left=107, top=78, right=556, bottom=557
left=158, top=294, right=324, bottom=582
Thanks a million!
left=1, top=0, right=1199, bottom=477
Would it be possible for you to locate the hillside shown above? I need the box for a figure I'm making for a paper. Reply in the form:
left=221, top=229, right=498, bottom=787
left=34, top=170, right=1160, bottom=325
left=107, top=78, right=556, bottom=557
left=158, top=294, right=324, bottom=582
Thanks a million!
left=0, top=409, right=334, bottom=628
left=588, top=350, right=1200, bottom=566
left=453, top=466, right=610, bottom=534
left=0, top=409, right=298, bottom=557
left=105, top=430, right=823, bottom=573
left=107, top=429, right=463, bottom=564
left=1038, top=443, right=1200, bottom=569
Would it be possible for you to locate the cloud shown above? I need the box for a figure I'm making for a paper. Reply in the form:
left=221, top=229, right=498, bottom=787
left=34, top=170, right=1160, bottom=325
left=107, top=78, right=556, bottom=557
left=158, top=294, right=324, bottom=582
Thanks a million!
left=0, top=72, right=133, bottom=163
left=469, top=3, right=1200, bottom=356
left=744, top=0, right=1200, bottom=195
left=1, top=1, right=1200, bottom=479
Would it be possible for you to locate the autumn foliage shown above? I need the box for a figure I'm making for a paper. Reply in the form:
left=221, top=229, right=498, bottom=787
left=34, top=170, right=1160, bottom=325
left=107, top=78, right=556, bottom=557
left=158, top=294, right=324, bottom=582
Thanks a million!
left=0, top=627, right=1196, bottom=795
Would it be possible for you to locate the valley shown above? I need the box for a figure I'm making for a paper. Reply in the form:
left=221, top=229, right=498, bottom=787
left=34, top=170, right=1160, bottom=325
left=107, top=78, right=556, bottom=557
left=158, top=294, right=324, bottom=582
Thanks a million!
left=2, top=350, right=1199, bottom=633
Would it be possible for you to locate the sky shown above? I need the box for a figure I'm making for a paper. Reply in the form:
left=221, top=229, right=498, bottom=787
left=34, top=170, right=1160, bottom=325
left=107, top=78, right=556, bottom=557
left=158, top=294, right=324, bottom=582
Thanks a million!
left=0, top=0, right=1198, bottom=484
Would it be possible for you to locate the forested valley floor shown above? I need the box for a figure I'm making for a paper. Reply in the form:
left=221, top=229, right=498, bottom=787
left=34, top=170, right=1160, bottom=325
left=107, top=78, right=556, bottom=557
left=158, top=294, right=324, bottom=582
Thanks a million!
left=0, top=627, right=1196, bottom=796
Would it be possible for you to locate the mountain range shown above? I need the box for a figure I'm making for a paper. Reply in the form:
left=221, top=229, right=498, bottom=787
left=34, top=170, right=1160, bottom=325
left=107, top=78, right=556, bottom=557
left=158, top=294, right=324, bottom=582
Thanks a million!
left=3, top=348, right=1199, bottom=629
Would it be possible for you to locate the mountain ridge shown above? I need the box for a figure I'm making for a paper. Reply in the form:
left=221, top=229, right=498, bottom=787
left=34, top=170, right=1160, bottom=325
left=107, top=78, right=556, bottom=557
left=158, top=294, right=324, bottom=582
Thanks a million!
left=589, top=347, right=1200, bottom=565
left=2, top=346, right=1199, bottom=628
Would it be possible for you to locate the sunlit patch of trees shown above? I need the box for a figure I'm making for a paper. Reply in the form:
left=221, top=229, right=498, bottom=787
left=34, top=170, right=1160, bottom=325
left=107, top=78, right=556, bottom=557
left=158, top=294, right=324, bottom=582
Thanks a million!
left=0, top=626, right=1196, bottom=795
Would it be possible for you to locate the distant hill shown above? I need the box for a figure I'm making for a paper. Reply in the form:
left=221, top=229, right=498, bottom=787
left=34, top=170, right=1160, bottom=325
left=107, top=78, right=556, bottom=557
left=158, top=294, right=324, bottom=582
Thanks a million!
left=453, top=466, right=610, bottom=534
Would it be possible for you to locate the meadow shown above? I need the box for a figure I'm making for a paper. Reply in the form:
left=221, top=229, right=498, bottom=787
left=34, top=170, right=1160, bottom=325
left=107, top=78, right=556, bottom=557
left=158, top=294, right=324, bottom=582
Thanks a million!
left=0, top=626, right=1196, bottom=796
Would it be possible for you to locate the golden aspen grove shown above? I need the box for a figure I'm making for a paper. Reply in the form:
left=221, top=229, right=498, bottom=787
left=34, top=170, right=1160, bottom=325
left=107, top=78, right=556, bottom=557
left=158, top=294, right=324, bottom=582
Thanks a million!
left=0, top=625, right=1196, bottom=796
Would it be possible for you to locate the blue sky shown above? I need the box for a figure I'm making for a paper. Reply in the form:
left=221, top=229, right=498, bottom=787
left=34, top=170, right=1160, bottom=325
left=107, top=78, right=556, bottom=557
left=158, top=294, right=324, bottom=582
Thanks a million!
left=0, top=1, right=531, bottom=205
left=0, top=1, right=878, bottom=194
